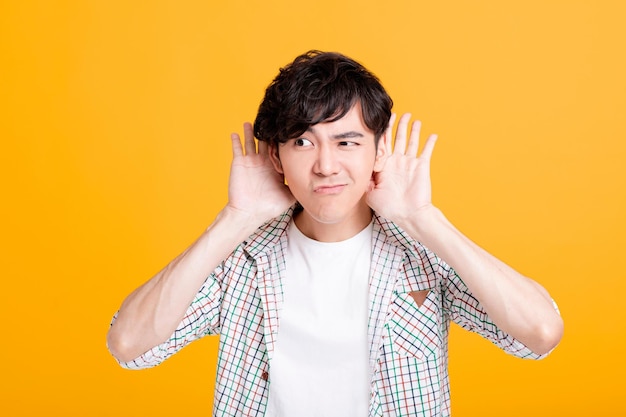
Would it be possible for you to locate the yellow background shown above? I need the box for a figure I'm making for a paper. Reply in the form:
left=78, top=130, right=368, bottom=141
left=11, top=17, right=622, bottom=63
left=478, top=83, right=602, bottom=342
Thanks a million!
left=1, top=0, right=624, bottom=415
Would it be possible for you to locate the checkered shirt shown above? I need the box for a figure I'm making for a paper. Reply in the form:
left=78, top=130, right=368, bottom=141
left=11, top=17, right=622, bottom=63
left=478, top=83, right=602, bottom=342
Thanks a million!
left=116, top=206, right=547, bottom=416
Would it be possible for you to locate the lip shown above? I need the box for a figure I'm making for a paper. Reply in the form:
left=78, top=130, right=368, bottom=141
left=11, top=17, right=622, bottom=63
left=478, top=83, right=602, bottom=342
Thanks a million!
left=313, top=184, right=346, bottom=195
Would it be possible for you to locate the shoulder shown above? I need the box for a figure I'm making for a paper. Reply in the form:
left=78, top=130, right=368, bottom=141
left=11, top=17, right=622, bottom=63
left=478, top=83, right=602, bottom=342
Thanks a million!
left=239, top=204, right=297, bottom=258
left=372, top=212, right=454, bottom=287
left=372, top=212, right=436, bottom=261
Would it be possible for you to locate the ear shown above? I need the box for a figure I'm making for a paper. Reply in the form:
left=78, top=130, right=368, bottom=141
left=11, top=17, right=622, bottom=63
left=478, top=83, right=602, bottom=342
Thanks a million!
left=268, top=144, right=284, bottom=174
left=373, top=133, right=389, bottom=172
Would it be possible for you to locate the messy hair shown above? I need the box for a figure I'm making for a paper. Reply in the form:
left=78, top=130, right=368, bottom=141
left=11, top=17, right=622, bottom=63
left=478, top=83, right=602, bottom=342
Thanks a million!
left=253, top=50, right=393, bottom=146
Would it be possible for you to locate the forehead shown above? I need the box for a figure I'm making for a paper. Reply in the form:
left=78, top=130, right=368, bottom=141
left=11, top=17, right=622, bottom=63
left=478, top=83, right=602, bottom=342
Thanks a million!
left=307, top=104, right=374, bottom=137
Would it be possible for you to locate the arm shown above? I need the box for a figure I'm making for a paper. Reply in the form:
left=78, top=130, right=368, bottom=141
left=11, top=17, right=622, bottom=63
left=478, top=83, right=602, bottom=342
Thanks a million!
left=367, top=114, right=563, bottom=355
left=107, top=123, right=295, bottom=363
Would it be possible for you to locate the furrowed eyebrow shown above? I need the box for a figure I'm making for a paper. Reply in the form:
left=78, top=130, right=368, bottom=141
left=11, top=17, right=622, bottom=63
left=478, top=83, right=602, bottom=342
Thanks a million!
left=304, top=127, right=365, bottom=140
left=333, top=131, right=364, bottom=140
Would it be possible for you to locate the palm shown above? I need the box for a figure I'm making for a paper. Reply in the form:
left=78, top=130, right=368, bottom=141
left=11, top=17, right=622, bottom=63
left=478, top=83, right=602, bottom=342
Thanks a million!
left=367, top=113, right=437, bottom=224
left=227, top=123, right=295, bottom=225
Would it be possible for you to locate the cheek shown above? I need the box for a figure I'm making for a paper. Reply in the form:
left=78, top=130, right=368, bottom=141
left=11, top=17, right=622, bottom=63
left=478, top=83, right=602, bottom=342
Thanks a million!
left=358, top=159, right=379, bottom=179
left=280, top=164, right=303, bottom=189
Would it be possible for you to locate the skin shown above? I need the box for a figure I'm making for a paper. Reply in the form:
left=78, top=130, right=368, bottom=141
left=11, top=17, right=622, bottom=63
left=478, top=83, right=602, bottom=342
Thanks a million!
left=371, top=113, right=563, bottom=354
left=268, top=105, right=386, bottom=242
left=107, top=105, right=563, bottom=363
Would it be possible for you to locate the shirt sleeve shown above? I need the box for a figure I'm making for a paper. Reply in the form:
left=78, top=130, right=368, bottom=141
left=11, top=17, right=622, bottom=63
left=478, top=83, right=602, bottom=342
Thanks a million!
left=111, top=264, right=224, bottom=370
left=439, top=261, right=556, bottom=360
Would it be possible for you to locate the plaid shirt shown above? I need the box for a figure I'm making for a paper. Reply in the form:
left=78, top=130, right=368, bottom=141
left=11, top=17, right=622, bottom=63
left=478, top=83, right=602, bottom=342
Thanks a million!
left=118, top=206, right=546, bottom=416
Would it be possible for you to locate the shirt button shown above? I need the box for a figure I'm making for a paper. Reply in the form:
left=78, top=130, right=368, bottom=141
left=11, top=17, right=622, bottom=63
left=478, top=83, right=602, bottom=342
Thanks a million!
left=261, top=371, right=269, bottom=381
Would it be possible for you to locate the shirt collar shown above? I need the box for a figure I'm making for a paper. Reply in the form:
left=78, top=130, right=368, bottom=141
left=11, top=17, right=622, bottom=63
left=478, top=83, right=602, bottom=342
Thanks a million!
left=241, top=205, right=296, bottom=258
left=242, top=204, right=422, bottom=257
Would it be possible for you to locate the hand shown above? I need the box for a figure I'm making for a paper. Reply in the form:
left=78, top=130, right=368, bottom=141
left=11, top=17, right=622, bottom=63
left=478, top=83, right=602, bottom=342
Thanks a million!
left=226, top=123, right=296, bottom=226
left=366, top=113, right=438, bottom=227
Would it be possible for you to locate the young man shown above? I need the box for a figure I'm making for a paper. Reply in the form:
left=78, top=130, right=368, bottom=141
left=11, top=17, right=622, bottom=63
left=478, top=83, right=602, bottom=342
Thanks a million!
left=107, top=50, right=563, bottom=416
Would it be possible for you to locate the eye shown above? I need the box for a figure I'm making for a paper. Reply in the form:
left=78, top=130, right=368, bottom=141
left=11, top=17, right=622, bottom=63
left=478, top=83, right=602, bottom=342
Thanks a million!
left=339, top=141, right=358, bottom=146
left=294, top=138, right=313, bottom=147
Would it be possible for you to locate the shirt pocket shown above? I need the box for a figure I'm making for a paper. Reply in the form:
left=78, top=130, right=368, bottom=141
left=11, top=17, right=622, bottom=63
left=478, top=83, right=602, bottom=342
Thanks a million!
left=390, top=290, right=442, bottom=361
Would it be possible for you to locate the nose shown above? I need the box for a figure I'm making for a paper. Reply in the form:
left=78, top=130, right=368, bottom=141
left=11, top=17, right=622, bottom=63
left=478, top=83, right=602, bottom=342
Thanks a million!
left=313, top=145, right=340, bottom=176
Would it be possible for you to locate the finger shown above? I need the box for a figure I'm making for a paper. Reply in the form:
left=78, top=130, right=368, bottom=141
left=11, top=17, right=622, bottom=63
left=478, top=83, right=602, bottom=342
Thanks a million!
left=384, top=113, right=397, bottom=156
left=419, top=134, right=438, bottom=162
left=231, top=132, right=243, bottom=157
left=394, top=113, right=412, bottom=154
left=243, top=122, right=256, bottom=155
left=406, top=120, right=422, bottom=157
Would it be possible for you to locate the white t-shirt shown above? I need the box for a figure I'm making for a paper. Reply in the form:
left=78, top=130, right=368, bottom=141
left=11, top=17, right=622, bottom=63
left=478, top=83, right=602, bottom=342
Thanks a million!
left=266, top=219, right=373, bottom=417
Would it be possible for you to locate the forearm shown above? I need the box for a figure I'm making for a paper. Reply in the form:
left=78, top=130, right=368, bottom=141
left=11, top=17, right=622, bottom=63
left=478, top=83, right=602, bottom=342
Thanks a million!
left=107, top=207, right=260, bottom=362
left=399, top=205, right=563, bottom=355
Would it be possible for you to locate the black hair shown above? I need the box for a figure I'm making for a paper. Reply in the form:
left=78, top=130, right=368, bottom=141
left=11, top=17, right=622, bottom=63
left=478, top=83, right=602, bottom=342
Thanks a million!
left=253, top=50, right=393, bottom=146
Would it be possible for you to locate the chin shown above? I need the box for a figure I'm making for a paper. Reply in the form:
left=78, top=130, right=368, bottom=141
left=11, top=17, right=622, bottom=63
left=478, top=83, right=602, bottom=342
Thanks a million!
left=297, top=194, right=370, bottom=227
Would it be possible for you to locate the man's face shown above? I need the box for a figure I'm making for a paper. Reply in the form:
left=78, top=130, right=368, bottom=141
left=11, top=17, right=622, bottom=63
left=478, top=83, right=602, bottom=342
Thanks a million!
left=270, top=104, right=387, bottom=240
